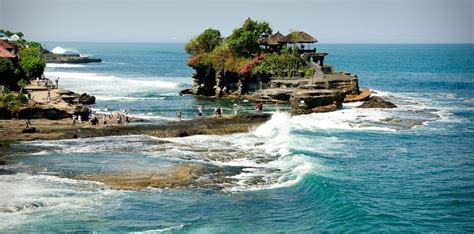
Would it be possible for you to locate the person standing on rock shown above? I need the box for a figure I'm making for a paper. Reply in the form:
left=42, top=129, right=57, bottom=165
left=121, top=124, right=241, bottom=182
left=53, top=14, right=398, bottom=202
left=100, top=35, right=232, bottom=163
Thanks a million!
left=72, top=114, right=76, bottom=126
left=102, top=114, right=107, bottom=126
left=47, top=90, right=51, bottom=101
left=233, top=103, right=239, bottom=115
left=78, top=115, right=82, bottom=124
left=36, top=77, right=40, bottom=86
left=197, top=105, right=203, bottom=117
left=55, top=77, right=59, bottom=89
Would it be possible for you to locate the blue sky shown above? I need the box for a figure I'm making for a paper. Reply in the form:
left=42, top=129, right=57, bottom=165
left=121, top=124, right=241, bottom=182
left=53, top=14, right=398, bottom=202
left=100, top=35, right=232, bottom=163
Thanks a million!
left=0, top=0, right=472, bottom=43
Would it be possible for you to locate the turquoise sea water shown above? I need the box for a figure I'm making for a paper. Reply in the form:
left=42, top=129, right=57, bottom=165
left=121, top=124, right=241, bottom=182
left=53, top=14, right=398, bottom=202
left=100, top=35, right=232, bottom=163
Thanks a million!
left=0, top=43, right=473, bottom=232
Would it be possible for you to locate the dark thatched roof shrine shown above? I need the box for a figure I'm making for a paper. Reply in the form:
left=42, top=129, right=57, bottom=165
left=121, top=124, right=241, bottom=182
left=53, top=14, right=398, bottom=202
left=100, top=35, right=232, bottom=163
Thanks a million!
left=278, top=31, right=318, bottom=44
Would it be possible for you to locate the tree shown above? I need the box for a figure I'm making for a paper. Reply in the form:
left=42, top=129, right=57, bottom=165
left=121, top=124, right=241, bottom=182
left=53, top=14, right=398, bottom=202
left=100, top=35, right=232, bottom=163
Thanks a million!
left=0, top=58, right=19, bottom=88
left=185, top=28, right=222, bottom=55
left=18, top=45, right=46, bottom=80
left=226, top=18, right=272, bottom=57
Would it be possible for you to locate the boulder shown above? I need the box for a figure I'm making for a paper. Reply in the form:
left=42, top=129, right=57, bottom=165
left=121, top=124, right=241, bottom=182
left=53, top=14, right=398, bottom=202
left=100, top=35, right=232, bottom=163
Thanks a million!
left=78, top=93, right=96, bottom=104
left=17, top=106, right=71, bottom=120
left=358, top=96, right=397, bottom=108
left=312, top=102, right=340, bottom=113
left=179, top=89, right=193, bottom=96
left=22, top=127, right=36, bottom=133
left=290, top=89, right=344, bottom=115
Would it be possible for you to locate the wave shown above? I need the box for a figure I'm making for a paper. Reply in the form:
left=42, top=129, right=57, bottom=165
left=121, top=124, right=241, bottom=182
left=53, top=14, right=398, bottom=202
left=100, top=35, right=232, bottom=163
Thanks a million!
left=46, top=63, right=86, bottom=68
left=0, top=173, right=119, bottom=230
left=43, top=71, right=181, bottom=97
left=16, top=89, right=455, bottom=193
left=50, top=46, right=80, bottom=55
left=93, top=95, right=166, bottom=101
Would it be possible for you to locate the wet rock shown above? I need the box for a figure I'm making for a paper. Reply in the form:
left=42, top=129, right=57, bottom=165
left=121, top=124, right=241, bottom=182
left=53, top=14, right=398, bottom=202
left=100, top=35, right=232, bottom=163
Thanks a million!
left=358, top=96, right=397, bottom=108
left=179, top=88, right=193, bottom=96
left=176, top=131, right=190, bottom=137
left=44, top=52, right=102, bottom=64
left=18, top=106, right=70, bottom=120
left=78, top=93, right=95, bottom=104
left=290, top=89, right=344, bottom=114
left=312, top=102, right=340, bottom=113
left=22, top=127, right=36, bottom=133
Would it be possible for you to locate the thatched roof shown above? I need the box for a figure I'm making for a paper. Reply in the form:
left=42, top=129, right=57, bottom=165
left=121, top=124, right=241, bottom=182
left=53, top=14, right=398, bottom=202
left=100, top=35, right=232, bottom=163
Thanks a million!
left=278, top=31, right=317, bottom=43
left=259, top=31, right=285, bottom=46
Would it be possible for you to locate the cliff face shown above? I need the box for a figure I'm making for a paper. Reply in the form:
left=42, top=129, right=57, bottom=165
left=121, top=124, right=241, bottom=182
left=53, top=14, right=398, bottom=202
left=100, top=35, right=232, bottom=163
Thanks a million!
left=190, top=66, right=268, bottom=97
left=188, top=62, right=362, bottom=114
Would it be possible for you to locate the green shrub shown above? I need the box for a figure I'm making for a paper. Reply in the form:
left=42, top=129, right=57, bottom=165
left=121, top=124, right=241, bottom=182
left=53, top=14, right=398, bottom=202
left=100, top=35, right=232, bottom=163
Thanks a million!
left=18, top=45, right=46, bottom=80
left=0, top=58, right=18, bottom=85
left=304, top=68, right=315, bottom=78
left=226, top=18, right=272, bottom=57
left=185, top=28, right=222, bottom=55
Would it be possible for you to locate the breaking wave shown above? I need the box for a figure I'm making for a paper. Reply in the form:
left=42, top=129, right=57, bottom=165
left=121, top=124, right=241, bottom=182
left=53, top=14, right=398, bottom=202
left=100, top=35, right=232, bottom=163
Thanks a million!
left=50, top=46, right=79, bottom=55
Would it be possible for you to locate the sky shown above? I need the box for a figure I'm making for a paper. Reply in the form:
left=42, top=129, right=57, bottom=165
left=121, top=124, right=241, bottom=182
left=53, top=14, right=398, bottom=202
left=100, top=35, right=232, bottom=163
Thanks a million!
left=0, top=0, right=472, bottom=43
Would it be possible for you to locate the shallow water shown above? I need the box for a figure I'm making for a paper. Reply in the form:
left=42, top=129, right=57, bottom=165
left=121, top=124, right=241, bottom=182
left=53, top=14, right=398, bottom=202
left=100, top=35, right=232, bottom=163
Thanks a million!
left=1, top=43, right=473, bottom=232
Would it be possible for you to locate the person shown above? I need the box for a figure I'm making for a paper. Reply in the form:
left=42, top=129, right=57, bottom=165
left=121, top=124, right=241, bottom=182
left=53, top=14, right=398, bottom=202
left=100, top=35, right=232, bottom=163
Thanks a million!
left=259, top=102, right=264, bottom=112
left=72, top=114, right=76, bottom=126
left=117, top=114, right=122, bottom=124
left=36, top=77, right=40, bottom=86
left=47, top=90, right=51, bottom=101
left=197, top=105, right=203, bottom=117
left=233, top=103, right=239, bottom=115
left=78, top=114, right=82, bottom=124
left=219, top=106, right=224, bottom=117
left=55, top=77, right=59, bottom=88
left=104, top=105, right=108, bottom=113
left=255, top=103, right=260, bottom=113
left=177, top=110, right=182, bottom=120
left=102, top=114, right=107, bottom=126
left=25, top=120, right=32, bottom=128
left=125, top=114, right=129, bottom=125
left=214, top=107, right=218, bottom=117
left=217, top=106, right=222, bottom=117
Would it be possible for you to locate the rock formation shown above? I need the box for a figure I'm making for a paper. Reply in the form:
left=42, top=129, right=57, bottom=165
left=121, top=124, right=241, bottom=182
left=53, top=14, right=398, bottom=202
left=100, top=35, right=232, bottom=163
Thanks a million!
left=43, top=49, right=101, bottom=64
left=358, top=96, right=397, bottom=108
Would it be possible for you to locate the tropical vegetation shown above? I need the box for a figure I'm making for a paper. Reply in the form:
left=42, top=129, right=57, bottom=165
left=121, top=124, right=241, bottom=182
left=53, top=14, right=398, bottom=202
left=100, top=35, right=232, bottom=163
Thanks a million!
left=185, top=18, right=309, bottom=78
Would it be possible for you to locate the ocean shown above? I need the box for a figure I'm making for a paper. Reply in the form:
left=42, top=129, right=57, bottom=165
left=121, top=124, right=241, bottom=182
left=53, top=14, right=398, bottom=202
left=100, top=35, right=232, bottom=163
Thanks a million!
left=0, top=43, right=473, bottom=232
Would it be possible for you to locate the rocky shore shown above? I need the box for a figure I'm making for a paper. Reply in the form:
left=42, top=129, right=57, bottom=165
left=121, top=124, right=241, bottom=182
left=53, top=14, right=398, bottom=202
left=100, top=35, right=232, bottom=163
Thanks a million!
left=0, top=82, right=95, bottom=120
left=0, top=113, right=271, bottom=142
left=43, top=50, right=102, bottom=64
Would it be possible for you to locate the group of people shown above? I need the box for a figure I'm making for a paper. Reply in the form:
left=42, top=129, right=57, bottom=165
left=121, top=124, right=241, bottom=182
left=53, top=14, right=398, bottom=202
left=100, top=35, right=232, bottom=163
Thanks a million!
left=176, top=102, right=251, bottom=120
left=36, top=76, right=59, bottom=89
left=72, top=106, right=129, bottom=127
left=176, top=101, right=268, bottom=120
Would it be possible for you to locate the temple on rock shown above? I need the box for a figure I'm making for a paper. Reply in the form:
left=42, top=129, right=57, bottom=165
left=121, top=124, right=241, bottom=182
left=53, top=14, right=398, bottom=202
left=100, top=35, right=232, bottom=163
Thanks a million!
left=183, top=19, right=371, bottom=114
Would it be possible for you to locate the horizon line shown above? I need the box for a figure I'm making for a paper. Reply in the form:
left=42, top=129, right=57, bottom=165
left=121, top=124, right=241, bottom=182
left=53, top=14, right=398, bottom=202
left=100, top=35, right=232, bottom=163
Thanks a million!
left=37, top=40, right=474, bottom=45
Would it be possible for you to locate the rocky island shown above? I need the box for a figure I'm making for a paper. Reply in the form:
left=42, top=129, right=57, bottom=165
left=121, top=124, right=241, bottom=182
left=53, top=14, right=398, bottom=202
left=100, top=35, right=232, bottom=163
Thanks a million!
left=182, top=18, right=382, bottom=113
left=43, top=48, right=102, bottom=64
